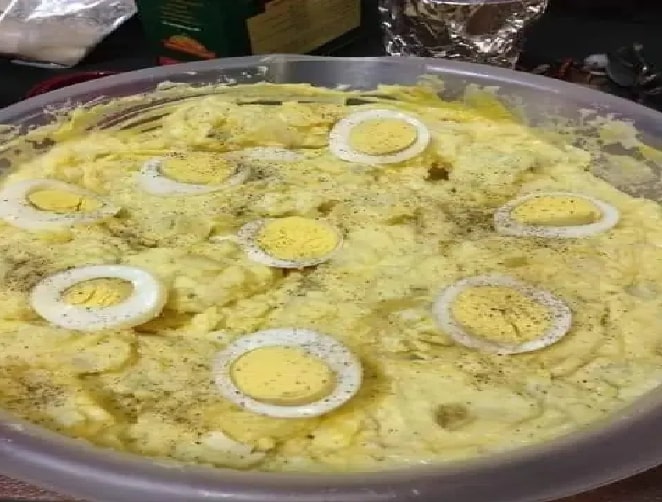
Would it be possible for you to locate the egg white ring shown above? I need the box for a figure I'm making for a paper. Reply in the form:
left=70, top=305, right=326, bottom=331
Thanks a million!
left=237, top=219, right=343, bottom=269
left=433, top=274, right=572, bottom=355
left=328, top=109, right=431, bottom=165
left=213, top=328, right=363, bottom=418
left=0, top=179, right=119, bottom=231
left=136, top=156, right=251, bottom=196
left=30, top=265, right=167, bottom=332
left=494, top=191, right=620, bottom=239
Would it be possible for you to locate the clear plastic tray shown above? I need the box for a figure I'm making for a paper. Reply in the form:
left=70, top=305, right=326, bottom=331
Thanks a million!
left=0, top=55, right=661, bottom=502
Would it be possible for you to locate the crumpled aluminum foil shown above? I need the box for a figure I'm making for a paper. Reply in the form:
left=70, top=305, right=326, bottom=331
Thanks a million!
left=0, top=0, right=136, bottom=67
left=379, top=0, right=549, bottom=68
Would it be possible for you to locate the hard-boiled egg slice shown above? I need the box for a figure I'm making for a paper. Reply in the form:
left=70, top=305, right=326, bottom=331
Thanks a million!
left=137, top=151, right=252, bottom=196
left=494, top=192, right=619, bottom=238
left=329, top=108, right=430, bottom=165
left=213, top=328, right=362, bottom=418
left=0, top=179, right=119, bottom=230
left=137, top=148, right=302, bottom=196
left=433, top=275, right=572, bottom=355
left=236, top=216, right=342, bottom=269
left=31, top=265, right=167, bottom=331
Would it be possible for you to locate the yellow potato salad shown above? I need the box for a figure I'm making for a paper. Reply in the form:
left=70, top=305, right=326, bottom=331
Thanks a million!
left=0, top=83, right=661, bottom=472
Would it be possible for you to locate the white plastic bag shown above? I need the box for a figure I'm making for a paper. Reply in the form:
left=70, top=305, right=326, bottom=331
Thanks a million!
left=0, top=0, right=137, bottom=67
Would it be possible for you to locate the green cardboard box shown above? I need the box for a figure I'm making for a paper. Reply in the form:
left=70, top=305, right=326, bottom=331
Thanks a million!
left=136, top=0, right=361, bottom=65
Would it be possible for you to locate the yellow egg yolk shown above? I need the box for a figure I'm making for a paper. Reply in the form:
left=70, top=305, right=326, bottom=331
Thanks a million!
left=256, top=217, right=339, bottom=261
left=230, top=346, right=336, bottom=406
left=451, top=286, right=551, bottom=344
left=160, top=152, right=236, bottom=185
left=511, top=195, right=601, bottom=226
left=28, top=189, right=102, bottom=213
left=62, top=278, right=133, bottom=307
left=348, top=118, right=418, bottom=155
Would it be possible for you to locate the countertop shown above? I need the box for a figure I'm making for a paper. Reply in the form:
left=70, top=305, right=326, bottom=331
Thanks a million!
left=1, top=2, right=661, bottom=501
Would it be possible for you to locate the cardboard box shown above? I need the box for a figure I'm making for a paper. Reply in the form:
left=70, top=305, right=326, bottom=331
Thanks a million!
left=136, top=0, right=361, bottom=65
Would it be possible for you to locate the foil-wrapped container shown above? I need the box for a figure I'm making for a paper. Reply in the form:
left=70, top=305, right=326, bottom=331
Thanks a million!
left=379, top=0, right=549, bottom=68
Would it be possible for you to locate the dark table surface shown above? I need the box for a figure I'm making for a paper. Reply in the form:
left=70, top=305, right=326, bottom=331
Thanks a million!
left=1, top=2, right=661, bottom=501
